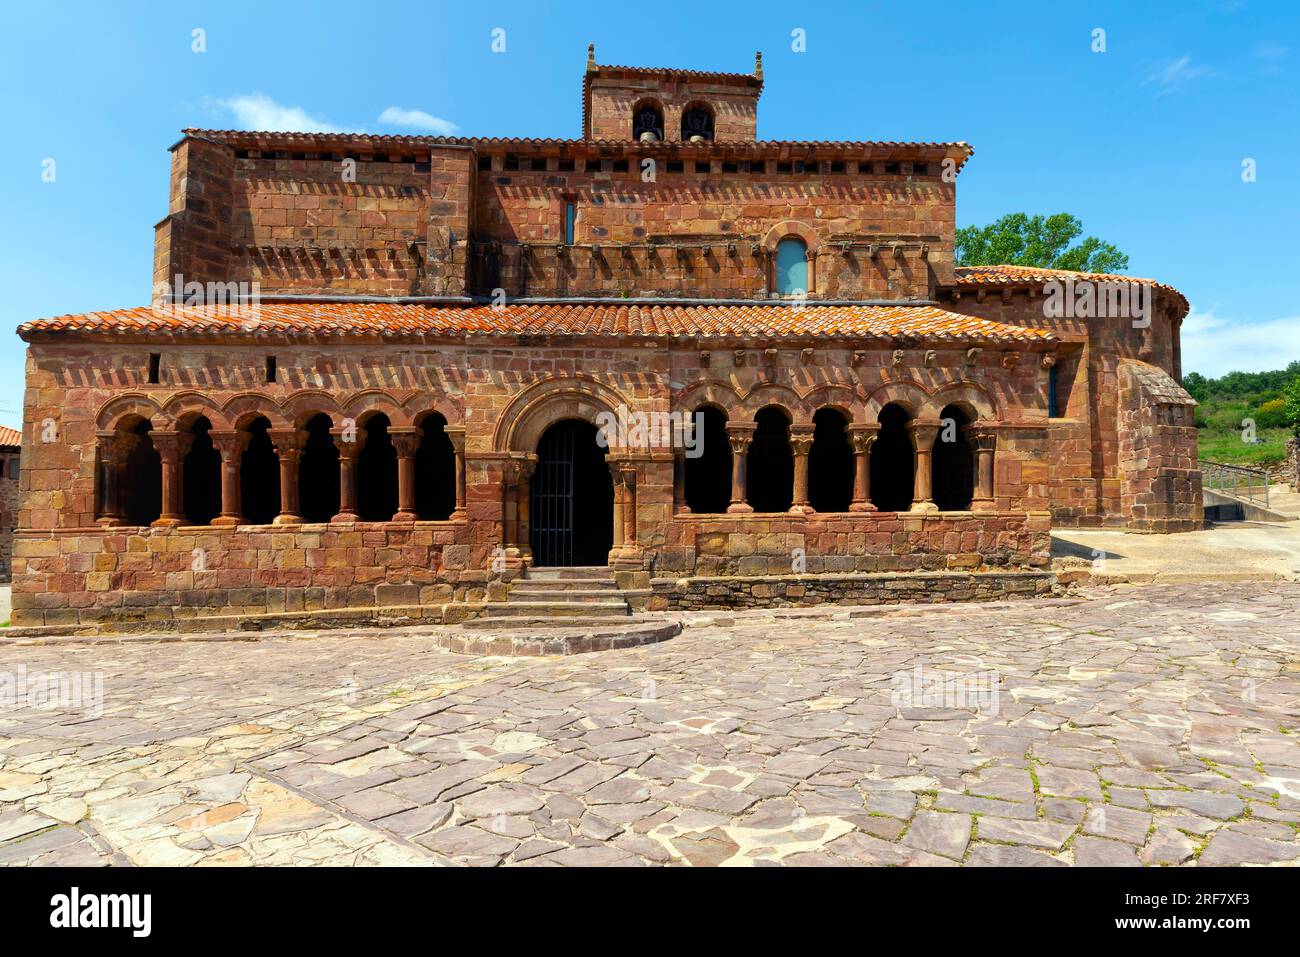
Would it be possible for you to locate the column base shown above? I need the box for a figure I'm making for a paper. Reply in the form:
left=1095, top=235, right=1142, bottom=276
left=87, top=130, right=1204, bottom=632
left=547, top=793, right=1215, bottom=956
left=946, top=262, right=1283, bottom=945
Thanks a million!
left=331, top=511, right=360, bottom=524
left=675, top=505, right=692, bottom=515
left=151, top=516, right=184, bottom=528
left=788, top=504, right=813, bottom=516
left=909, top=501, right=940, bottom=514
left=971, top=498, right=997, bottom=513
left=210, top=515, right=242, bottom=527
left=726, top=502, right=754, bottom=514
left=450, top=508, right=468, bottom=522
left=96, top=517, right=125, bottom=527
left=610, top=547, right=643, bottom=570
left=849, top=501, right=877, bottom=512
left=273, top=513, right=303, bottom=525
left=392, top=511, right=419, bottom=523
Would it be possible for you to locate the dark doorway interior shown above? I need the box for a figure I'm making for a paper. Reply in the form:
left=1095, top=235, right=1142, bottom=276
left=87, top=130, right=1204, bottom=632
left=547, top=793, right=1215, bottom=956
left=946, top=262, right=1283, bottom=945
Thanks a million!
left=182, top=416, right=222, bottom=525
left=531, top=419, right=613, bottom=566
left=241, top=417, right=280, bottom=524
left=299, top=413, right=339, bottom=523
left=746, top=407, right=793, bottom=513
left=122, top=419, right=161, bottom=526
left=932, top=404, right=975, bottom=511
left=415, top=413, right=456, bottom=520
left=684, top=406, right=731, bottom=513
left=809, top=407, right=853, bottom=512
left=871, top=403, right=914, bottom=512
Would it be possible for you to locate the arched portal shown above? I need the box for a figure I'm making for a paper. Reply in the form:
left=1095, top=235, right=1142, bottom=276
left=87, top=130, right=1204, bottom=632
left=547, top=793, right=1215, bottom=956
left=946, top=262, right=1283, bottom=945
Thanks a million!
left=181, top=416, right=221, bottom=525
left=357, top=413, right=398, bottom=521
left=299, top=413, right=339, bottom=523
left=747, top=407, right=794, bottom=512
left=684, top=406, right=731, bottom=513
left=870, top=403, right=914, bottom=511
left=809, top=407, right=853, bottom=512
left=932, top=404, right=975, bottom=511
left=530, top=419, right=613, bottom=567
left=121, top=419, right=162, bottom=526
left=240, top=416, right=280, bottom=524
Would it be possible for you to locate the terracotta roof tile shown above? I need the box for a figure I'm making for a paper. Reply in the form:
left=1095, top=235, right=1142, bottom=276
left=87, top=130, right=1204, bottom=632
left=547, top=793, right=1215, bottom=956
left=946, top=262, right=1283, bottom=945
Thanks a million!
left=953, top=265, right=1188, bottom=315
left=18, top=301, right=1054, bottom=344
left=0, top=425, right=21, bottom=448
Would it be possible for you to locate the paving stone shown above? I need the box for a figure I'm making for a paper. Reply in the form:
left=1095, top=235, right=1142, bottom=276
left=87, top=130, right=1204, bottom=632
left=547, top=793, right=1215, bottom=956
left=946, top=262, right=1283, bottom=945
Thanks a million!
left=1146, top=789, right=1245, bottom=820
left=1072, top=836, right=1141, bottom=866
left=1197, top=829, right=1300, bottom=866
left=902, top=811, right=971, bottom=860
left=1082, top=804, right=1151, bottom=844
left=976, top=817, right=1076, bottom=850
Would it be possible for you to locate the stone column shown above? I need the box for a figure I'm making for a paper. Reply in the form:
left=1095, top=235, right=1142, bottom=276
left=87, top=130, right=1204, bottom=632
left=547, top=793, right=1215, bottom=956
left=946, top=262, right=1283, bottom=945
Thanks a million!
left=725, top=424, right=755, bottom=514
left=268, top=429, right=305, bottom=524
left=96, top=431, right=135, bottom=526
left=621, top=463, right=638, bottom=552
left=608, top=460, right=626, bottom=550
left=970, top=425, right=998, bottom=512
left=789, top=429, right=814, bottom=514
left=149, top=431, right=191, bottom=527
left=390, top=427, right=421, bottom=522
left=208, top=430, right=250, bottom=526
left=673, top=449, right=690, bottom=514
left=446, top=427, right=467, bottom=520
left=907, top=420, right=940, bottom=513
left=847, top=425, right=878, bottom=512
left=517, top=459, right=535, bottom=562
left=330, top=427, right=367, bottom=523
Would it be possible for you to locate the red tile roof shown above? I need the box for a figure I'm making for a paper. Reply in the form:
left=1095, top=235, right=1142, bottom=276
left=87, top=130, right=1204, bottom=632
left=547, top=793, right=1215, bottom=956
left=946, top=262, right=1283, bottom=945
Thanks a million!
left=19, top=301, right=1054, bottom=344
left=0, top=425, right=20, bottom=449
left=953, top=265, right=1188, bottom=316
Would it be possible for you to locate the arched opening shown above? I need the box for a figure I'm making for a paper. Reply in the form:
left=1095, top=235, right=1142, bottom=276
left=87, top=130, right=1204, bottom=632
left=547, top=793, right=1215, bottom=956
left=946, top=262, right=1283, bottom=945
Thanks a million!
left=932, top=404, right=975, bottom=511
left=121, top=419, right=161, bottom=526
left=775, top=237, right=809, bottom=296
left=298, top=413, right=339, bottom=523
left=870, top=403, right=914, bottom=512
left=809, top=407, right=853, bottom=512
left=747, top=407, right=793, bottom=512
left=415, top=412, right=456, bottom=520
left=631, top=99, right=664, bottom=142
left=684, top=406, right=731, bottom=513
left=240, top=416, right=280, bottom=524
left=357, top=413, right=398, bottom=521
left=181, top=416, right=221, bottom=525
left=531, top=419, right=613, bottom=567
left=680, top=103, right=714, bottom=142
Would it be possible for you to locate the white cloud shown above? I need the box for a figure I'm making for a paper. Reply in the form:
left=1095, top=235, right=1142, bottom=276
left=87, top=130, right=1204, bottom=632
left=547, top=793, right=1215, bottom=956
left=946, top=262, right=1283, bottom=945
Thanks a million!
left=378, top=106, right=458, bottom=135
left=1180, top=306, right=1300, bottom=377
left=215, top=93, right=357, bottom=133
left=1144, top=55, right=1212, bottom=95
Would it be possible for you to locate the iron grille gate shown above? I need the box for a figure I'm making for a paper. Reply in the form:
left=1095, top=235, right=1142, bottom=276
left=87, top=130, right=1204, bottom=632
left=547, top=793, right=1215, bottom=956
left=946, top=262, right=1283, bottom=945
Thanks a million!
left=531, top=424, right=577, bottom=566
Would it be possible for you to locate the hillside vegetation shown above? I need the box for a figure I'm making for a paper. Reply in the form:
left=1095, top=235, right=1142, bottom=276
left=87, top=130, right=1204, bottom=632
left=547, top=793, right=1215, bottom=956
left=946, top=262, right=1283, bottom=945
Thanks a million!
left=1183, top=362, right=1300, bottom=466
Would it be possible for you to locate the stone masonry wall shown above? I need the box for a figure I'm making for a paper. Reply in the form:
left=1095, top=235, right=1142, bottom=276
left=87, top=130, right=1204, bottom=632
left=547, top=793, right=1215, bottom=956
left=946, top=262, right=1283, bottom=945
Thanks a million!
left=1117, top=360, right=1202, bottom=532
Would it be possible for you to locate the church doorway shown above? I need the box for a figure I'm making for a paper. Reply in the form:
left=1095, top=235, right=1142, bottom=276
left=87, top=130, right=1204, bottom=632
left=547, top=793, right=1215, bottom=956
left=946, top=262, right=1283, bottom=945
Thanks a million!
left=530, top=419, right=613, bottom=566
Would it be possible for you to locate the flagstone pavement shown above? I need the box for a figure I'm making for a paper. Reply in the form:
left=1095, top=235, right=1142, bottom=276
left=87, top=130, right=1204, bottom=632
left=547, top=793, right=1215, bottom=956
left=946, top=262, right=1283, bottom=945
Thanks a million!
left=1, top=583, right=1298, bottom=867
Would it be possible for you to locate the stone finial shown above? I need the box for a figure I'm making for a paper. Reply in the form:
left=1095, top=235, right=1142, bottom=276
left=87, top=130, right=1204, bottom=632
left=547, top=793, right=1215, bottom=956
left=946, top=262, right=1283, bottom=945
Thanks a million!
left=587, top=43, right=596, bottom=70
left=755, top=51, right=764, bottom=79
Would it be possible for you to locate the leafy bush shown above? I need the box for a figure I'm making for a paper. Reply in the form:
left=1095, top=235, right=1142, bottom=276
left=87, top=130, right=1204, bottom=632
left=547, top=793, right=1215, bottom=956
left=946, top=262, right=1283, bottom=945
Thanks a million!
left=1254, top=398, right=1289, bottom=429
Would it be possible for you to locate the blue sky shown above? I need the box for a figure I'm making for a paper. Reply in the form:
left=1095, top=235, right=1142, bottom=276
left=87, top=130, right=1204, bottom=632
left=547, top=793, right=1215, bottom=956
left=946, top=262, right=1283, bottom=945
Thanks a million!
left=1, top=0, right=1297, bottom=425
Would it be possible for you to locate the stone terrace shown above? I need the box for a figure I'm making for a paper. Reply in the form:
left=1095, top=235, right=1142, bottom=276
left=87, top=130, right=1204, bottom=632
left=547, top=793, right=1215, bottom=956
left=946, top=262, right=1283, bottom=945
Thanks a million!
left=1, top=583, right=1297, bottom=866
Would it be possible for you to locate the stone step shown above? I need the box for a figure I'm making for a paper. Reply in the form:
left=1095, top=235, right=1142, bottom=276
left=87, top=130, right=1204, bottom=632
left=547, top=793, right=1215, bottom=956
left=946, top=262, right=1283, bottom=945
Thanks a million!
left=506, top=588, right=625, bottom=602
left=482, top=599, right=630, bottom=618
left=510, top=579, right=619, bottom=592
left=524, top=566, right=615, bottom=581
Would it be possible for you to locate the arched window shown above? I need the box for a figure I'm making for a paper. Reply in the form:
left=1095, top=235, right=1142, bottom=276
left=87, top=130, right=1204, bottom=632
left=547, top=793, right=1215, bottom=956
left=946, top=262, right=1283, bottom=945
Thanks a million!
left=121, top=419, right=162, bottom=526
left=932, top=404, right=975, bottom=511
left=632, top=100, right=664, bottom=142
left=415, top=412, right=457, bottom=520
left=357, top=413, right=398, bottom=521
left=240, top=416, right=280, bottom=525
left=775, top=237, right=808, bottom=296
left=747, top=407, right=794, bottom=512
left=809, top=407, right=853, bottom=512
left=299, top=413, right=339, bottom=523
left=681, top=104, right=714, bottom=142
left=684, top=406, right=731, bottom=513
left=870, top=403, right=914, bottom=512
left=181, top=416, right=221, bottom=525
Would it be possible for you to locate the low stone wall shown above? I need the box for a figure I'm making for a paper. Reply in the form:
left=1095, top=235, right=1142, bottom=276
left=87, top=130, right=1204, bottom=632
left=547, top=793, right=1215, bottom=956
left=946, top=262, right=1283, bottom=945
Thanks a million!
left=10, top=522, right=499, bottom=629
left=652, top=569, right=1054, bottom=610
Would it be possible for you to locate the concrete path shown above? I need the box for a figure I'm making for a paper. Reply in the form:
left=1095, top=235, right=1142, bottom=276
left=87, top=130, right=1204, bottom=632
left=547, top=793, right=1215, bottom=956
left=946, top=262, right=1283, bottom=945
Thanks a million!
left=1, top=583, right=1297, bottom=866
left=1053, top=523, right=1300, bottom=583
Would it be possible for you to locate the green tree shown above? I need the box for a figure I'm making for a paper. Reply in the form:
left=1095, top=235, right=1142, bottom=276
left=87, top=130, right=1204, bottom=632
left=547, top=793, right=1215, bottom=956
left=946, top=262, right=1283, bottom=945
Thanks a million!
left=955, top=213, right=1129, bottom=273
left=1283, top=377, right=1300, bottom=438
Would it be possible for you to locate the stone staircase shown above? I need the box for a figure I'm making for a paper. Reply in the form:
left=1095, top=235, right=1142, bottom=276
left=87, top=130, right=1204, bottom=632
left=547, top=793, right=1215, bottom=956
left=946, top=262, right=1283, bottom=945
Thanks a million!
left=481, top=566, right=632, bottom=619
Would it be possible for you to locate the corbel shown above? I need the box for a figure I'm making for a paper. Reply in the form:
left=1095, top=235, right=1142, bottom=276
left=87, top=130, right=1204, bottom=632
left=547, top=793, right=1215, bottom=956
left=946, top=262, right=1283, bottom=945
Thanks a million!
left=763, top=347, right=779, bottom=365
left=801, top=348, right=815, bottom=366
left=851, top=350, right=867, bottom=367
left=699, top=350, right=711, bottom=367
left=733, top=349, right=746, bottom=367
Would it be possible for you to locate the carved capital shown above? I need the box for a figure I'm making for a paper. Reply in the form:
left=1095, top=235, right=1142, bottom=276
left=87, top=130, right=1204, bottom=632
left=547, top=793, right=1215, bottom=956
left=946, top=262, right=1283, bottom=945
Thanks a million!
left=268, top=428, right=307, bottom=460
left=847, top=425, right=879, bottom=455
left=389, top=426, right=422, bottom=458
left=148, top=430, right=192, bottom=463
left=789, top=430, right=815, bottom=456
left=725, top=424, right=755, bottom=454
left=330, top=427, right=367, bottom=459
left=208, top=429, right=251, bottom=460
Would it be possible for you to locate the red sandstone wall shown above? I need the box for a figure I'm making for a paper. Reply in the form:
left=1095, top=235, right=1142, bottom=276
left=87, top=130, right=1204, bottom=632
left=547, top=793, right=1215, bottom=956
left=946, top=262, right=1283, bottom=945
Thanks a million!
left=586, top=75, right=760, bottom=141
